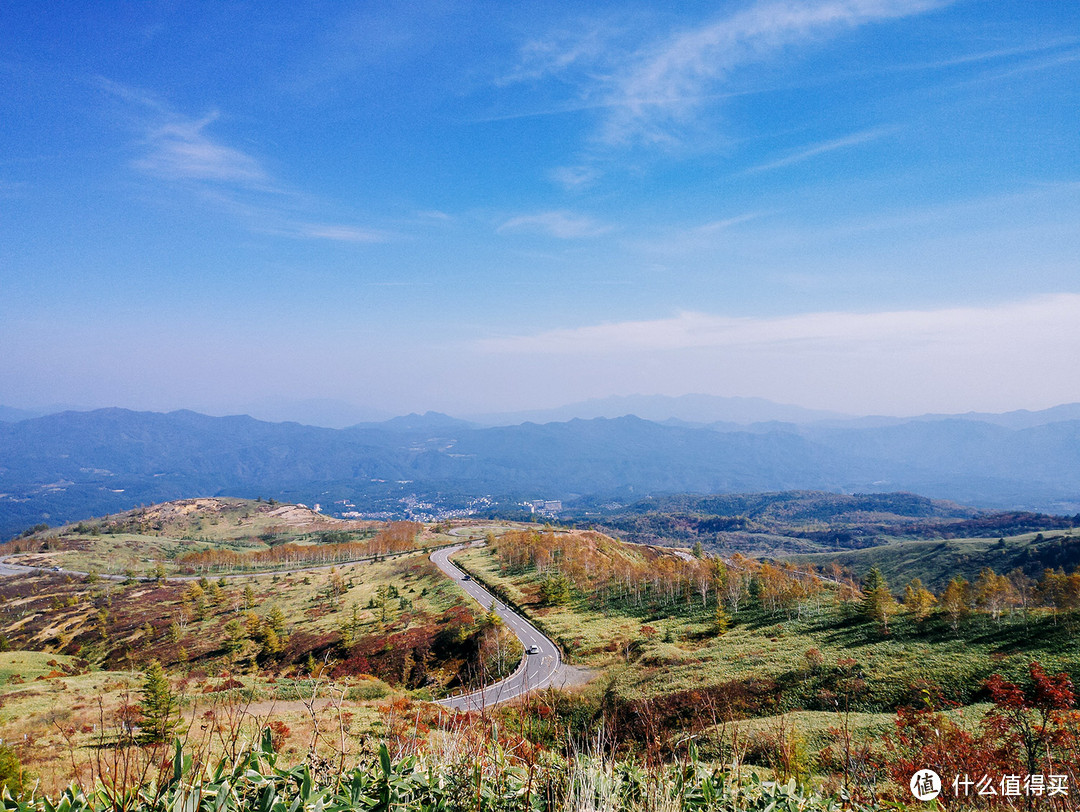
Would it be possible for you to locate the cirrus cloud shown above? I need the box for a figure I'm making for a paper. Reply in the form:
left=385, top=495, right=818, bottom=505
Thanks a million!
left=497, top=210, right=612, bottom=239
left=133, top=112, right=271, bottom=185
left=601, top=0, right=945, bottom=145
left=99, top=79, right=392, bottom=245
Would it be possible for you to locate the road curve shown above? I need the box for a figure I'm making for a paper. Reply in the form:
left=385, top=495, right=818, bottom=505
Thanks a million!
left=430, top=545, right=561, bottom=712
left=0, top=556, right=37, bottom=578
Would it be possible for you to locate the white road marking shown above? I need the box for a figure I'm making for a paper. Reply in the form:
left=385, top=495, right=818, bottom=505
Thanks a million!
left=430, top=546, right=562, bottom=710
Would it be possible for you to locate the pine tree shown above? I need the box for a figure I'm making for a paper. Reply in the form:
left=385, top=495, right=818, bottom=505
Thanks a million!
left=861, top=567, right=897, bottom=633
left=538, top=574, right=571, bottom=605
left=0, top=743, right=23, bottom=797
left=258, top=626, right=281, bottom=658
left=224, top=618, right=246, bottom=656
left=139, top=660, right=176, bottom=743
left=714, top=604, right=731, bottom=636
left=265, top=605, right=287, bottom=637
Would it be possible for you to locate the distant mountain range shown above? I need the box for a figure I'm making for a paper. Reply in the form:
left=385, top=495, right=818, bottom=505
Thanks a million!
left=7, top=394, right=1080, bottom=430
left=0, top=404, right=81, bottom=423
left=0, top=401, right=1078, bottom=538
left=465, top=393, right=851, bottom=426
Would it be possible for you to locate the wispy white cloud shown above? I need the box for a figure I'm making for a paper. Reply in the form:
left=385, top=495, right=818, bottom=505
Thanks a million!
left=134, top=113, right=271, bottom=185
left=742, top=126, right=895, bottom=174
left=464, top=294, right=1080, bottom=416
left=476, top=293, right=1080, bottom=356
left=599, top=0, right=943, bottom=145
left=812, top=181, right=1080, bottom=237
left=94, top=77, right=170, bottom=115
left=499, top=26, right=614, bottom=86
left=497, top=210, right=612, bottom=239
left=974, top=47, right=1080, bottom=83
left=613, top=210, right=773, bottom=258
left=417, top=209, right=453, bottom=221
left=694, top=211, right=770, bottom=233
left=98, top=78, right=273, bottom=192
left=549, top=165, right=602, bottom=191
left=896, top=35, right=1080, bottom=72
left=99, top=78, right=268, bottom=186
left=293, top=223, right=390, bottom=243
left=100, top=79, right=390, bottom=244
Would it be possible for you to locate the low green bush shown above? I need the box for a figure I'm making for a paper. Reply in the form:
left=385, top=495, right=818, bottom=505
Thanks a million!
left=0, top=734, right=879, bottom=811
left=0, top=744, right=22, bottom=798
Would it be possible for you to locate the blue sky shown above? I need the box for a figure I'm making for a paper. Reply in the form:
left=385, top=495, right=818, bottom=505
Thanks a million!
left=2, top=0, right=1079, bottom=421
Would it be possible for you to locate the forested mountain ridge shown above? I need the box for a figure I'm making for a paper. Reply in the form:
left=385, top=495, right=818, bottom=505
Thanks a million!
left=578, top=490, right=1078, bottom=583
left=1, top=407, right=1079, bottom=538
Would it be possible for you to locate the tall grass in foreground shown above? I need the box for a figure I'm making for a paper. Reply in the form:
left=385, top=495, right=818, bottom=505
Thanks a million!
left=2, top=729, right=876, bottom=812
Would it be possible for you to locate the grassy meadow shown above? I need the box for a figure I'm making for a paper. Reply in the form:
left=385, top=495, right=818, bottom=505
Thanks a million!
left=0, top=507, right=589, bottom=797
left=2, top=501, right=1080, bottom=808
left=455, top=539, right=1080, bottom=705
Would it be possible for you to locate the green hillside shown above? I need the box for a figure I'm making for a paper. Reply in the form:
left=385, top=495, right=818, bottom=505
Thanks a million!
left=785, top=528, right=1080, bottom=590
left=454, top=530, right=1080, bottom=715
left=583, top=491, right=1075, bottom=558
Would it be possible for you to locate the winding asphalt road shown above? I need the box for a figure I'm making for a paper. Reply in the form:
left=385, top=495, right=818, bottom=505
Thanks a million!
left=0, top=557, right=37, bottom=578
left=430, top=545, right=561, bottom=711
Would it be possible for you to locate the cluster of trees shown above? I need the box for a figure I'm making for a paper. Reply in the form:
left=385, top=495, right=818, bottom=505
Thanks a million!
left=498, top=530, right=1080, bottom=637
left=472, top=609, right=523, bottom=684
left=331, top=597, right=518, bottom=691
left=495, top=529, right=722, bottom=611
left=176, top=521, right=421, bottom=572
left=223, top=604, right=288, bottom=662
left=166, top=579, right=286, bottom=661
left=493, top=530, right=826, bottom=621
left=15, top=522, right=49, bottom=539
left=173, top=578, right=231, bottom=624
left=743, top=560, right=827, bottom=620
left=859, top=564, right=1080, bottom=632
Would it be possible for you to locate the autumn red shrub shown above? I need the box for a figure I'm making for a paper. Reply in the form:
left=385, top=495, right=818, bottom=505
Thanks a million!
left=264, top=720, right=290, bottom=751
left=885, top=663, right=1080, bottom=809
left=202, top=677, right=244, bottom=693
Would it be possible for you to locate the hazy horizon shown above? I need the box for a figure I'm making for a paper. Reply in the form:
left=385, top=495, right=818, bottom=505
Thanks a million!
left=5, top=391, right=1080, bottom=431
left=3, top=2, right=1079, bottom=419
